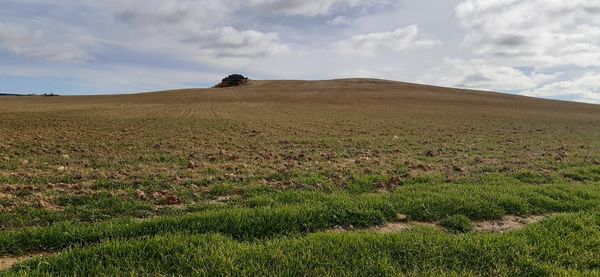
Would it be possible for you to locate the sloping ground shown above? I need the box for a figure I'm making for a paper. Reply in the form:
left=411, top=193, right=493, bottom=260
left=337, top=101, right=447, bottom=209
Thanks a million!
left=2, top=78, right=598, bottom=113
left=0, top=79, right=599, bottom=275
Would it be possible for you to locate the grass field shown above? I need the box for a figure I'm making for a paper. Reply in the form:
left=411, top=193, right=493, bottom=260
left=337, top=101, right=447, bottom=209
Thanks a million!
left=1, top=79, right=599, bottom=275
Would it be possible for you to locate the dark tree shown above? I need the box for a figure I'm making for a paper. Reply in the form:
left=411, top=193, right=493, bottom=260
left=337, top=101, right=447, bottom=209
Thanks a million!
left=215, top=74, right=249, bottom=88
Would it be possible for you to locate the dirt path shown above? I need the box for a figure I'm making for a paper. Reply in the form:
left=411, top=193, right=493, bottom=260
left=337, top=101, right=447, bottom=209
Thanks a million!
left=331, top=214, right=551, bottom=234
left=368, top=222, right=440, bottom=233
left=473, top=215, right=546, bottom=233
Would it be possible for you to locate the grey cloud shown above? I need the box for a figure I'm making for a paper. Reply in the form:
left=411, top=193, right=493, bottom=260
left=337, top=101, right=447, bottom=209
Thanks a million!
left=461, top=73, right=491, bottom=83
left=495, top=34, right=528, bottom=47
left=115, top=10, right=190, bottom=26
left=252, top=0, right=315, bottom=13
left=489, top=50, right=536, bottom=59
left=456, top=0, right=600, bottom=67
left=582, top=5, right=600, bottom=14
left=245, top=0, right=391, bottom=16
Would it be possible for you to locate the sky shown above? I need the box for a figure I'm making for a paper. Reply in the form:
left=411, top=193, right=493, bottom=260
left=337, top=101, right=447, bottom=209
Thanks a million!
left=0, top=0, right=599, bottom=104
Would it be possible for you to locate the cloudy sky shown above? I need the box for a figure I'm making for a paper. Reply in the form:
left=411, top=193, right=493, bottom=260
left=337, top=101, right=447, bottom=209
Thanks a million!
left=1, top=0, right=599, bottom=103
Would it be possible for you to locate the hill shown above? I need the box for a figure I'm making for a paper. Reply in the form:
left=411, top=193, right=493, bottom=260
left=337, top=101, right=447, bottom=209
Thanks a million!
left=1, top=79, right=599, bottom=275
left=3, top=78, right=598, bottom=117
left=0, top=93, right=26, bottom=97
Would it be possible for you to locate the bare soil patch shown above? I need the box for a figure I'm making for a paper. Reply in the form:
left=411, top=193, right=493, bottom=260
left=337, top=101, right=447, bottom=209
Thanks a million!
left=474, top=215, right=547, bottom=233
left=0, top=252, right=50, bottom=271
left=370, top=222, right=440, bottom=233
left=332, top=214, right=551, bottom=234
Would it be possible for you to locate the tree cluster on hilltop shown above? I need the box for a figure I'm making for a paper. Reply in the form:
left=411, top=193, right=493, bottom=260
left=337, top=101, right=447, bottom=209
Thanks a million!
left=214, top=74, right=249, bottom=88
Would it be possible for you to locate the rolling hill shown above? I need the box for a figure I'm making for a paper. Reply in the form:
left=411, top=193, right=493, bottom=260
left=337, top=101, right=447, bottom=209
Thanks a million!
left=1, top=79, right=599, bottom=275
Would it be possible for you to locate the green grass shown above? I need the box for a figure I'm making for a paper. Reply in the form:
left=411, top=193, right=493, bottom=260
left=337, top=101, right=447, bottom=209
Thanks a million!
left=1, top=182, right=599, bottom=256
left=561, top=166, right=600, bottom=182
left=7, top=212, right=600, bottom=276
left=346, top=174, right=388, bottom=193
left=0, top=193, right=155, bottom=230
left=440, top=215, right=474, bottom=233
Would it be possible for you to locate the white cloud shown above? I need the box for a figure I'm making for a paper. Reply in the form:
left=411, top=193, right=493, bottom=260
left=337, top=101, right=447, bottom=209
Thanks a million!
left=335, top=66, right=403, bottom=80
left=421, top=59, right=557, bottom=92
left=455, top=0, right=600, bottom=68
left=185, top=27, right=290, bottom=58
left=0, top=22, right=93, bottom=62
left=524, top=72, right=600, bottom=104
left=109, top=1, right=290, bottom=60
left=333, top=25, right=441, bottom=56
left=422, top=58, right=600, bottom=104
left=447, top=0, right=600, bottom=103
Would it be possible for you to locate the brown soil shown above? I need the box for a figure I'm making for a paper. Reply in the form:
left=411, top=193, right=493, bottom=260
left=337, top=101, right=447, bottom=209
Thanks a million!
left=474, top=215, right=547, bottom=233
left=333, top=214, right=552, bottom=234
left=370, top=222, right=440, bottom=233
left=0, top=78, right=598, bottom=226
left=0, top=252, right=49, bottom=271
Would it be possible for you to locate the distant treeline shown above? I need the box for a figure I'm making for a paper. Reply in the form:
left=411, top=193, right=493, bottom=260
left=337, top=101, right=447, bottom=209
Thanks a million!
left=0, top=93, right=59, bottom=97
